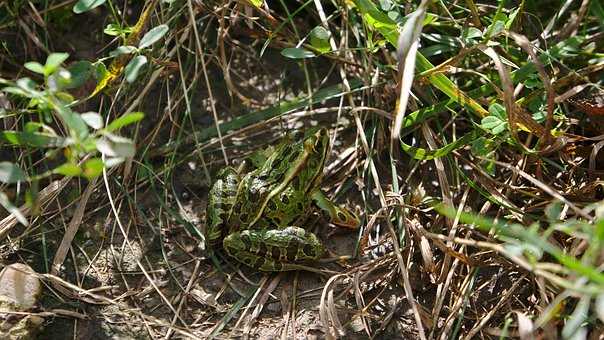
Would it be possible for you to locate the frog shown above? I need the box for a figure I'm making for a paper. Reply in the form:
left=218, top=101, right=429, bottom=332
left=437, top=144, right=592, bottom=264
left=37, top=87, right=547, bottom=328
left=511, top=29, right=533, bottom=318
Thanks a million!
left=204, top=128, right=360, bottom=271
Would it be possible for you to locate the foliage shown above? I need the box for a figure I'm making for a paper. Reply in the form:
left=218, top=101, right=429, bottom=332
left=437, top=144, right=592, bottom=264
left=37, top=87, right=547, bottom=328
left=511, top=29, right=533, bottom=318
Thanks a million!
left=0, top=0, right=603, bottom=338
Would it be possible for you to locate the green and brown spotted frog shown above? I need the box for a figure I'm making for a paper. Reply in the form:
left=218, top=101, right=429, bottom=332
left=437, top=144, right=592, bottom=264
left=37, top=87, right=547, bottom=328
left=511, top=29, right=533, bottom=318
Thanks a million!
left=204, top=128, right=359, bottom=271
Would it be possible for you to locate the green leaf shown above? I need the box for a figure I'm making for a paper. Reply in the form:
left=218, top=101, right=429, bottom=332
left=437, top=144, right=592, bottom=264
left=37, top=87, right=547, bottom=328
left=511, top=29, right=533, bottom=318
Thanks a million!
left=352, top=0, right=489, bottom=118
left=281, top=47, right=315, bottom=59
left=0, top=162, right=27, bottom=184
left=544, top=201, right=563, bottom=222
left=378, top=0, right=393, bottom=11
left=481, top=116, right=507, bottom=135
left=0, top=130, right=65, bottom=148
left=94, top=61, right=109, bottom=80
left=44, top=53, right=70, bottom=75
left=1, top=86, right=28, bottom=97
left=387, top=11, right=400, bottom=21
left=504, top=11, right=517, bottom=29
left=104, top=157, right=125, bottom=167
left=24, top=62, right=45, bottom=74
left=54, top=163, right=82, bottom=176
left=124, top=55, right=147, bottom=83
left=83, top=158, right=104, bottom=179
left=104, top=23, right=133, bottom=36
left=3, top=78, right=42, bottom=98
left=463, top=27, right=483, bottom=41
left=248, top=0, right=263, bottom=8
left=471, top=137, right=492, bottom=156
left=523, top=74, right=542, bottom=89
left=488, top=103, right=507, bottom=119
left=401, top=130, right=481, bottom=160
left=66, top=60, right=93, bottom=89
left=106, top=112, right=145, bottom=132
left=489, top=20, right=506, bottom=37
left=423, top=13, right=437, bottom=25
left=0, top=192, right=28, bottom=226
left=81, top=112, right=104, bottom=129
left=55, top=105, right=89, bottom=139
left=24, top=122, right=44, bottom=134
left=109, top=45, right=138, bottom=57
left=96, top=135, right=136, bottom=158
left=309, top=26, right=331, bottom=54
left=138, top=24, right=169, bottom=49
left=73, top=0, right=106, bottom=14
left=48, top=69, right=72, bottom=92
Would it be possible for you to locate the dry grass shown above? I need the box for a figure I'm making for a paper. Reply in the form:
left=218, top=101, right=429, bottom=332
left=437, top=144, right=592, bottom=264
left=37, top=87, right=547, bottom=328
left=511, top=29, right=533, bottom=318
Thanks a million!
left=1, top=0, right=604, bottom=339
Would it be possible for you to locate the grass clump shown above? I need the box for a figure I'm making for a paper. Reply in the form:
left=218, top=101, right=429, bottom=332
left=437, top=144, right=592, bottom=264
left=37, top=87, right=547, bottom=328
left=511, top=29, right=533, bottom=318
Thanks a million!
left=1, top=0, right=604, bottom=338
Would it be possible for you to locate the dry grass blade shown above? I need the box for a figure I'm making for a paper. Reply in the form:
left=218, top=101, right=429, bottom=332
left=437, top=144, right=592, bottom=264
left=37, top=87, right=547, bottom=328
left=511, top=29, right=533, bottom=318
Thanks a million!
left=391, top=1, right=428, bottom=147
left=50, top=177, right=97, bottom=275
left=487, top=158, right=592, bottom=220
left=243, top=274, right=282, bottom=338
left=3, top=0, right=604, bottom=338
left=0, top=178, right=70, bottom=238
left=320, top=274, right=347, bottom=339
left=462, top=274, right=528, bottom=340
left=354, top=111, right=427, bottom=339
left=352, top=272, right=371, bottom=336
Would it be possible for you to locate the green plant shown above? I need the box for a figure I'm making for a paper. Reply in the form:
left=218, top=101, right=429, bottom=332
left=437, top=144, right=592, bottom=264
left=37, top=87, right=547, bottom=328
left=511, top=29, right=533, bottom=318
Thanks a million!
left=0, top=53, right=143, bottom=225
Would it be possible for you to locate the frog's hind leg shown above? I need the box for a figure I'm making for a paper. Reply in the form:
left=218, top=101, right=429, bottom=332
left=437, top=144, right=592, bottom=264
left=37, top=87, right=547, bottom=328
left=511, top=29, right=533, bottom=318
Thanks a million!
left=223, top=227, right=325, bottom=271
left=311, top=190, right=360, bottom=229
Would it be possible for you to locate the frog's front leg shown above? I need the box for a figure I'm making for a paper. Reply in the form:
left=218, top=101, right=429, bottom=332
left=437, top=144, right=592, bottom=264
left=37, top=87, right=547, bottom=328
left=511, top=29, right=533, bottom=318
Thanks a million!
left=205, top=167, right=240, bottom=247
left=223, top=227, right=325, bottom=271
left=311, top=190, right=360, bottom=229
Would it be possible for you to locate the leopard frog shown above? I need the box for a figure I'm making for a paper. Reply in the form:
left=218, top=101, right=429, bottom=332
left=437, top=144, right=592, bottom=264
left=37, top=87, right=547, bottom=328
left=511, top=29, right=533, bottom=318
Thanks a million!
left=205, top=128, right=359, bottom=271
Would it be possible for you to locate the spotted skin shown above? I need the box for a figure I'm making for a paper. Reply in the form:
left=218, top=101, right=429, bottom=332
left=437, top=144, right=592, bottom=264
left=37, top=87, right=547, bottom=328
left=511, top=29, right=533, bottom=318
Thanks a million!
left=205, top=167, right=239, bottom=246
left=205, top=129, right=360, bottom=271
left=223, top=227, right=324, bottom=271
